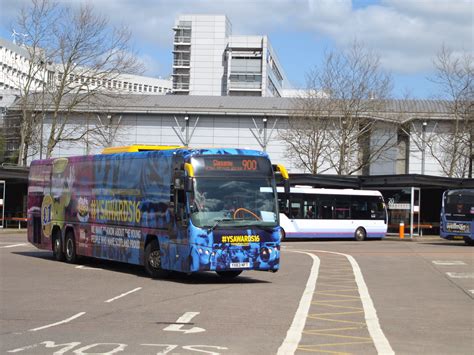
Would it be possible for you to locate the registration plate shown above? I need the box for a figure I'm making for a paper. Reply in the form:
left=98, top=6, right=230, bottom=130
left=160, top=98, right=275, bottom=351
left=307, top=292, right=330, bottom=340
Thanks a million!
left=453, top=235, right=464, bottom=240
left=230, top=262, right=250, bottom=268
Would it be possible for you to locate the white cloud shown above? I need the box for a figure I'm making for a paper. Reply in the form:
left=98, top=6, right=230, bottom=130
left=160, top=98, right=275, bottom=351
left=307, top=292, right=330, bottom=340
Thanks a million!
left=2, top=0, right=471, bottom=77
left=300, top=0, right=472, bottom=73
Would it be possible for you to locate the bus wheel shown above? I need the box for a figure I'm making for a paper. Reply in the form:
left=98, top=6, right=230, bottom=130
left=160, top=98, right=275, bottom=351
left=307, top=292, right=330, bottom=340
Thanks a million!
left=216, top=270, right=242, bottom=278
left=355, top=227, right=366, bottom=241
left=145, top=240, right=165, bottom=278
left=464, top=238, right=474, bottom=246
left=52, top=230, right=65, bottom=261
left=64, top=230, right=77, bottom=263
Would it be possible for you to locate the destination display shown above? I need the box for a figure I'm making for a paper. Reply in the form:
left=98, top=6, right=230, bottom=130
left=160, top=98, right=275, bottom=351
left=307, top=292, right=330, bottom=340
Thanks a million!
left=191, top=156, right=272, bottom=176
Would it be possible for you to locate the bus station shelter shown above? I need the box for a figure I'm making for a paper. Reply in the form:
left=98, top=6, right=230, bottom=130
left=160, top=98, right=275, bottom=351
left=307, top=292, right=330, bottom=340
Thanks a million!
left=0, top=166, right=29, bottom=228
left=287, top=174, right=474, bottom=238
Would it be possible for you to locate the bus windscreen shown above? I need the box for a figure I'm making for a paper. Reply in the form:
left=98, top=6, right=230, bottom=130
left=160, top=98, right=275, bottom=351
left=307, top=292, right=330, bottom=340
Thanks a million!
left=444, top=190, right=474, bottom=221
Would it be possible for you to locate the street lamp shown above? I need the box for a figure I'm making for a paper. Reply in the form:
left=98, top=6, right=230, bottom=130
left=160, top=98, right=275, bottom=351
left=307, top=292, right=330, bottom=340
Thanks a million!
left=421, top=122, right=427, bottom=175
left=184, top=115, right=189, bottom=147
left=262, top=117, right=268, bottom=151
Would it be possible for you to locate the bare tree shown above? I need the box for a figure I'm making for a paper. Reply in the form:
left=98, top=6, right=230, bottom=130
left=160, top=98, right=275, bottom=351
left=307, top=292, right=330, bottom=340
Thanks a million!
left=281, top=41, right=395, bottom=175
left=12, top=0, right=59, bottom=165
left=426, top=46, right=473, bottom=178
left=13, top=0, right=143, bottom=164
left=88, top=113, right=128, bottom=150
left=279, top=88, right=332, bottom=174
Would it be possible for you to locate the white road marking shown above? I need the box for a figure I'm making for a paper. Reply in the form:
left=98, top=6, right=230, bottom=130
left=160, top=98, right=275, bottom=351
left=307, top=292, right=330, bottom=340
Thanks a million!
left=164, top=312, right=205, bottom=334
left=76, top=265, right=102, bottom=270
left=28, top=312, right=86, bottom=332
left=446, top=272, right=474, bottom=279
left=277, top=251, right=320, bottom=355
left=469, top=290, right=474, bottom=294
left=432, top=260, right=466, bottom=266
left=297, top=249, right=394, bottom=355
left=1, top=243, right=27, bottom=248
left=105, top=287, right=142, bottom=303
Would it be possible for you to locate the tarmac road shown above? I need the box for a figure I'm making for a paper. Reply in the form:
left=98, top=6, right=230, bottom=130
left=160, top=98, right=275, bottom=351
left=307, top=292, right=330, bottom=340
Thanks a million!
left=1, top=230, right=472, bottom=354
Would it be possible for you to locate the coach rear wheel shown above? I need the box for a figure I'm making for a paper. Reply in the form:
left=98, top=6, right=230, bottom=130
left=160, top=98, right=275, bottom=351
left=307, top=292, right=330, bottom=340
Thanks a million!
left=145, top=239, right=166, bottom=278
left=355, top=227, right=366, bottom=241
left=52, top=230, right=65, bottom=261
left=216, top=270, right=243, bottom=279
left=64, top=230, right=77, bottom=263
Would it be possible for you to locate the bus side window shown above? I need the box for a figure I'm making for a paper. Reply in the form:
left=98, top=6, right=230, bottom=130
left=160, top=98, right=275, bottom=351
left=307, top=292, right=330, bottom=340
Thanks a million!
left=351, top=196, right=370, bottom=219
left=290, top=201, right=302, bottom=219
left=318, top=198, right=333, bottom=219
left=335, top=196, right=350, bottom=219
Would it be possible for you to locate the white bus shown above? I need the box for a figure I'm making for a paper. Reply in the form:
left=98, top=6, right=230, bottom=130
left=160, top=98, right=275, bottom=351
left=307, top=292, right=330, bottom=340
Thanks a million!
left=277, top=186, right=388, bottom=240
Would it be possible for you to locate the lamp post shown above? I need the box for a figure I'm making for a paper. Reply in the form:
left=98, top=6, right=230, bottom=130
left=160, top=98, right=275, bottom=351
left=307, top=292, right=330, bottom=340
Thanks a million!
left=421, top=122, right=427, bottom=175
left=262, top=117, right=268, bottom=152
left=184, top=115, right=189, bottom=147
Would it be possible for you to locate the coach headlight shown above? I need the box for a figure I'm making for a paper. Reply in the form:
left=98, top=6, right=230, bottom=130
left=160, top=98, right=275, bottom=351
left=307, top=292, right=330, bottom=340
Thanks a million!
left=260, top=247, right=270, bottom=262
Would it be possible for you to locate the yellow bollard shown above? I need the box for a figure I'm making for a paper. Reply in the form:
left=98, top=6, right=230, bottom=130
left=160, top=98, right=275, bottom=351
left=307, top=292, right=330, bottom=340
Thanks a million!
left=399, top=222, right=405, bottom=239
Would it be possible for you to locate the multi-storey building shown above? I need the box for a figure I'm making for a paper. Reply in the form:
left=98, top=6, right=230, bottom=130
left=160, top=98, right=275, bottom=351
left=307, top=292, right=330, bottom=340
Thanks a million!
left=172, top=15, right=291, bottom=97
left=0, top=37, right=172, bottom=98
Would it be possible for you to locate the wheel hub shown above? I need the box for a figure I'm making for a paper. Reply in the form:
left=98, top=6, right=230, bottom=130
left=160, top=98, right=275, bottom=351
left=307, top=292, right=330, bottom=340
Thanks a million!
left=149, top=250, right=161, bottom=269
left=66, top=240, right=73, bottom=257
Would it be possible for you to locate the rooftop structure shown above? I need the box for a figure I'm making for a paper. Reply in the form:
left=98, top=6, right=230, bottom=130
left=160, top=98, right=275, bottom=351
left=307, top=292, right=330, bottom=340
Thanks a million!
left=172, top=15, right=291, bottom=97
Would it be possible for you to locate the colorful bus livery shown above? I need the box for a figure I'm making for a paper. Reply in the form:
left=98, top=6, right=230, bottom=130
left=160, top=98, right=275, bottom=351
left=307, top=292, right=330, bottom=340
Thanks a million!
left=440, top=189, right=474, bottom=245
left=27, top=147, right=287, bottom=278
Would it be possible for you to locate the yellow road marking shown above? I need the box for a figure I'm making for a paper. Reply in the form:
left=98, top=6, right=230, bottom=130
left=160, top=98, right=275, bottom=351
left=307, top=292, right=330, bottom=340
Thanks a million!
left=313, top=300, right=361, bottom=304
left=314, top=293, right=361, bottom=299
left=301, top=340, right=373, bottom=347
left=304, top=326, right=365, bottom=332
left=302, top=332, right=371, bottom=341
left=316, top=283, right=357, bottom=288
left=312, top=304, right=363, bottom=311
left=297, top=347, right=351, bottom=354
left=315, top=288, right=358, bottom=293
left=308, top=316, right=366, bottom=325
left=312, top=311, right=364, bottom=317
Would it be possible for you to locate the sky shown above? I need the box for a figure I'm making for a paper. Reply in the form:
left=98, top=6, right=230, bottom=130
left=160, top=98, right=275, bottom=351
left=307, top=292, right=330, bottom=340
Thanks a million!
left=0, top=0, right=472, bottom=99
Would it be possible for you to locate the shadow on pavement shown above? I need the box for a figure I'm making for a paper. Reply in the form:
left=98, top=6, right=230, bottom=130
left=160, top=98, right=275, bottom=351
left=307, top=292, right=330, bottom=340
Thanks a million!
left=12, top=250, right=271, bottom=285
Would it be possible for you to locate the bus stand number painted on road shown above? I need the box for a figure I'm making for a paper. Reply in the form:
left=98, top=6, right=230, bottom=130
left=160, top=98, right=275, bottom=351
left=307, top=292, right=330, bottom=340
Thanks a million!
left=8, top=341, right=228, bottom=354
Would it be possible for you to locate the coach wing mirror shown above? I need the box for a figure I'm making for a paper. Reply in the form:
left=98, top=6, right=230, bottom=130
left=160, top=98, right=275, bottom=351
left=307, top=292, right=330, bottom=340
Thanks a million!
left=273, top=164, right=290, bottom=195
left=184, top=163, right=194, bottom=192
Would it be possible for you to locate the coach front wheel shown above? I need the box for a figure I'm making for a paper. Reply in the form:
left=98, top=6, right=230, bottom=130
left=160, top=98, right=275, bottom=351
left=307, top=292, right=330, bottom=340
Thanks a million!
left=465, top=238, right=474, bottom=246
left=355, top=227, right=366, bottom=241
left=145, top=239, right=167, bottom=278
left=64, top=230, right=77, bottom=263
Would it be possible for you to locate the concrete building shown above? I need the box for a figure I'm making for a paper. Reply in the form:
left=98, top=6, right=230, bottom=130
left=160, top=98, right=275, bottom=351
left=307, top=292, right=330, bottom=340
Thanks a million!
left=172, top=15, right=291, bottom=97
left=7, top=94, right=469, bottom=178
left=0, top=36, right=172, bottom=99
left=4, top=94, right=473, bottom=232
left=0, top=36, right=172, bottom=161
